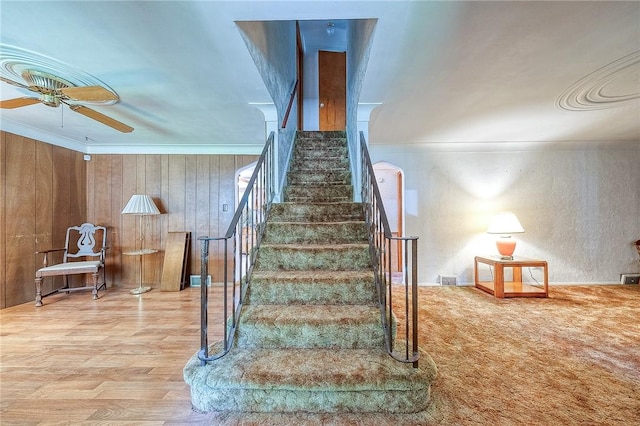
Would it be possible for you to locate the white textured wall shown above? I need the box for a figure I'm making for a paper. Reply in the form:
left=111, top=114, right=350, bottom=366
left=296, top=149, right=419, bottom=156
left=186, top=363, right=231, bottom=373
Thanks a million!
left=236, top=21, right=298, bottom=178
left=370, top=142, right=640, bottom=285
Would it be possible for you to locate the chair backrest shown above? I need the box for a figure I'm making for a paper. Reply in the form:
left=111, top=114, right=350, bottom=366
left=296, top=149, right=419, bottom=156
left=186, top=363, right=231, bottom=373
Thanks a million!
left=64, top=223, right=107, bottom=262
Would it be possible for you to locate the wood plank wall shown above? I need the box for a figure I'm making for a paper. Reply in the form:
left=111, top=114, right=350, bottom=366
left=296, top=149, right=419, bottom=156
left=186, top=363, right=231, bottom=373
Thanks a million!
left=1, top=132, right=86, bottom=308
left=86, top=153, right=257, bottom=291
left=1, top=131, right=257, bottom=308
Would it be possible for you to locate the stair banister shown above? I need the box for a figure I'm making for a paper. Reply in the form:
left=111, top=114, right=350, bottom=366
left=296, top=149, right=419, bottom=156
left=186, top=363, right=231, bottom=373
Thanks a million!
left=359, top=131, right=420, bottom=367
left=198, top=131, right=276, bottom=365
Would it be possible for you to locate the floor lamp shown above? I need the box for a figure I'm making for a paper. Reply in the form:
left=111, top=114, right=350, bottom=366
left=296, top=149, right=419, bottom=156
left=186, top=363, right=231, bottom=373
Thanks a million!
left=122, top=194, right=161, bottom=294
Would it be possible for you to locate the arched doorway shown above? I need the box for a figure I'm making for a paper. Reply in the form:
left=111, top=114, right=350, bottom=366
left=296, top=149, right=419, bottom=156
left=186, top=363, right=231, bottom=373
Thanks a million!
left=373, top=162, right=404, bottom=274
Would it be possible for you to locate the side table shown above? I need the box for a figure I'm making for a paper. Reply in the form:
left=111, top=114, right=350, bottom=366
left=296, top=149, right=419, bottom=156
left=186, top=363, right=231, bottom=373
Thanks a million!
left=474, top=255, right=548, bottom=298
left=123, top=248, right=158, bottom=294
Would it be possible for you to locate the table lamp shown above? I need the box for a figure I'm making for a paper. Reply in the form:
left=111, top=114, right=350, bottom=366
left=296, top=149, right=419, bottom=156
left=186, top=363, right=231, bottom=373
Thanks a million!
left=487, top=212, right=524, bottom=260
left=122, top=194, right=161, bottom=294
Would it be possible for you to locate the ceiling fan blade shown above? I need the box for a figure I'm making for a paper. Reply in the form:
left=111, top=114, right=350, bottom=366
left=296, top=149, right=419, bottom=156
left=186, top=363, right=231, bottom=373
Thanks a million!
left=60, top=86, right=118, bottom=102
left=0, top=97, right=41, bottom=109
left=0, top=75, right=28, bottom=89
left=68, top=104, right=134, bottom=133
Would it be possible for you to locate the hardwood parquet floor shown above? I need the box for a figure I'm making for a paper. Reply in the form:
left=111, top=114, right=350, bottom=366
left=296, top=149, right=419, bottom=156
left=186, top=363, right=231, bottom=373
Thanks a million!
left=0, top=284, right=227, bottom=425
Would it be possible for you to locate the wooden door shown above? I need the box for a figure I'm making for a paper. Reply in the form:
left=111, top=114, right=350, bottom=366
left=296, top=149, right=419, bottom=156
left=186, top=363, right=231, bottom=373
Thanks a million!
left=318, top=50, right=346, bottom=131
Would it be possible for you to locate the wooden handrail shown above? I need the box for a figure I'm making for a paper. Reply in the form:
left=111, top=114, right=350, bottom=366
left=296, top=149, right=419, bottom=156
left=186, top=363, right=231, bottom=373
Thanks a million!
left=281, top=80, right=299, bottom=129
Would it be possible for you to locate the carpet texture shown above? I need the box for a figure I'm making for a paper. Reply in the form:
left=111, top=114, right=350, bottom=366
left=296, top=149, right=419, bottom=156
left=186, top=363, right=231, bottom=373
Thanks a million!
left=184, top=130, right=437, bottom=421
left=407, top=284, right=640, bottom=425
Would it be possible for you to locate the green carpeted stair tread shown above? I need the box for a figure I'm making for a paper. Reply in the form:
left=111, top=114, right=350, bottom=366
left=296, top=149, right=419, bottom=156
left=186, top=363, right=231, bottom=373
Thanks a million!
left=294, top=146, right=348, bottom=158
left=236, top=304, right=383, bottom=349
left=284, top=187, right=353, bottom=203
left=256, top=243, right=371, bottom=271
left=287, top=170, right=351, bottom=186
left=290, top=158, right=349, bottom=171
left=247, top=270, right=377, bottom=305
left=269, top=202, right=364, bottom=222
left=188, top=347, right=435, bottom=392
left=250, top=269, right=375, bottom=281
left=263, top=221, right=368, bottom=244
left=184, top=345, right=437, bottom=413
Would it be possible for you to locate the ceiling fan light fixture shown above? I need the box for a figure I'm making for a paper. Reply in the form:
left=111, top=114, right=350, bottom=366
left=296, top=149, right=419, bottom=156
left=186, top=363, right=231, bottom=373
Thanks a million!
left=21, top=69, right=73, bottom=94
left=41, top=93, right=60, bottom=107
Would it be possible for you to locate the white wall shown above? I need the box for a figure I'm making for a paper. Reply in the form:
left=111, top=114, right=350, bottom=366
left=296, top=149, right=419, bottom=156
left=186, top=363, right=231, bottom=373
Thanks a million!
left=370, top=142, right=640, bottom=285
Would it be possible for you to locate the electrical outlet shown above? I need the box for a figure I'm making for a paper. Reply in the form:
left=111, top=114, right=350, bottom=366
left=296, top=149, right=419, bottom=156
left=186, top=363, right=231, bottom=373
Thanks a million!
left=440, top=275, right=457, bottom=286
left=620, top=274, right=640, bottom=284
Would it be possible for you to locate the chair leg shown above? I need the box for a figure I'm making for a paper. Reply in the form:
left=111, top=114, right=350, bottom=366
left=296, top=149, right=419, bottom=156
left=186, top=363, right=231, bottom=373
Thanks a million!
left=35, top=277, right=43, bottom=307
left=92, top=271, right=99, bottom=300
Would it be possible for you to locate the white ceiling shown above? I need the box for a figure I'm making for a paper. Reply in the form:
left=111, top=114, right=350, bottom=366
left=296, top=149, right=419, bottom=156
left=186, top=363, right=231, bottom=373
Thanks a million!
left=1, top=1, right=639, bottom=154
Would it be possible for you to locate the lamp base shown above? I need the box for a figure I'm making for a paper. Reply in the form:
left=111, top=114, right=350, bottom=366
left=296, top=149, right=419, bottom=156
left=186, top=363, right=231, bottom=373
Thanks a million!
left=496, top=236, right=517, bottom=260
left=130, top=286, right=152, bottom=295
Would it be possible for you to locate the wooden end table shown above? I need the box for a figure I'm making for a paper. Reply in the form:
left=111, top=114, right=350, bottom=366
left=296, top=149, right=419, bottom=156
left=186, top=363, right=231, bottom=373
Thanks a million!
left=474, top=255, right=548, bottom=298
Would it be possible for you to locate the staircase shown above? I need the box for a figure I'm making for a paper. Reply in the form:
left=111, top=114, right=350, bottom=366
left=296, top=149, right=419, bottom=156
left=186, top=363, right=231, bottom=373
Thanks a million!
left=184, top=131, right=437, bottom=424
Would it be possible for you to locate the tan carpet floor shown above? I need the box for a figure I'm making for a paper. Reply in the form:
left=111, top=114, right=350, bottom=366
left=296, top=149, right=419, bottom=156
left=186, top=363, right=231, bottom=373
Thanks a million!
left=411, top=284, right=640, bottom=425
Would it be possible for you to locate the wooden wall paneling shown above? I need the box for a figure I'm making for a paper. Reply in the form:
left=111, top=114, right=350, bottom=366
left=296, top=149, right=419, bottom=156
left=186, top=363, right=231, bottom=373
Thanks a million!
left=107, top=155, right=124, bottom=286
left=208, top=156, right=222, bottom=283
left=1, top=132, right=6, bottom=308
left=219, top=156, right=236, bottom=283
left=160, top=154, right=169, bottom=265
left=35, top=142, right=56, bottom=296
left=121, top=155, right=139, bottom=285
left=165, top=155, right=186, bottom=286
left=91, top=153, right=111, bottom=227
left=88, top=154, right=110, bottom=286
left=184, top=155, right=198, bottom=278
left=5, top=135, right=37, bottom=307
left=145, top=154, right=163, bottom=286
left=168, top=155, right=186, bottom=232
left=86, top=151, right=96, bottom=223
left=71, top=150, right=87, bottom=223
left=135, top=154, right=146, bottom=286
left=194, top=155, right=211, bottom=280
left=62, top=148, right=87, bottom=286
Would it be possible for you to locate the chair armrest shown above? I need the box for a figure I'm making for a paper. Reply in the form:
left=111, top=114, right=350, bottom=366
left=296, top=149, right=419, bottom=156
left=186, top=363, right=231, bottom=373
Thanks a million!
left=35, top=248, right=66, bottom=268
left=100, top=246, right=110, bottom=262
left=35, top=248, right=66, bottom=254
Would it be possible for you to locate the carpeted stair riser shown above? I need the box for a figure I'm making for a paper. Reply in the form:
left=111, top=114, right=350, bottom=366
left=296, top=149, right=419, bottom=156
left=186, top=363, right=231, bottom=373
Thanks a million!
left=256, top=243, right=371, bottom=271
left=246, top=270, right=377, bottom=305
left=284, top=185, right=353, bottom=203
left=269, top=202, right=364, bottom=223
left=264, top=221, right=368, bottom=244
left=184, top=344, right=436, bottom=414
left=286, top=170, right=351, bottom=186
left=294, top=146, right=348, bottom=160
left=289, top=157, right=349, bottom=172
left=236, top=305, right=384, bottom=349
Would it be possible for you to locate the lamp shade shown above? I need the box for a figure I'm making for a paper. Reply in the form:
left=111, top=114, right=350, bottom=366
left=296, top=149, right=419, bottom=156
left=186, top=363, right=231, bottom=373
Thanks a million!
left=121, top=194, right=160, bottom=215
left=487, top=212, right=524, bottom=235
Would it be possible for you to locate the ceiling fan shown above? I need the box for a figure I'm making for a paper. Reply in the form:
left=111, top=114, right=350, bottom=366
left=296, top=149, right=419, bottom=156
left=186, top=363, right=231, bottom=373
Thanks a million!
left=0, top=69, right=134, bottom=133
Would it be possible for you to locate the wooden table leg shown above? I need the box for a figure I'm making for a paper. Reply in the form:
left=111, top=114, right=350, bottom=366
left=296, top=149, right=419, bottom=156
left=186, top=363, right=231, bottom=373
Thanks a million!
left=513, top=266, right=522, bottom=283
left=474, top=258, right=479, bottom=287
left=494, top=264, right=504, bottom=298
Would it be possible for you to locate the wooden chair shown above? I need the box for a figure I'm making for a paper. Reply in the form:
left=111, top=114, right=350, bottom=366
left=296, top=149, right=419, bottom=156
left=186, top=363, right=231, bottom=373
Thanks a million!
left=34, top=223, right=108, bottom=306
